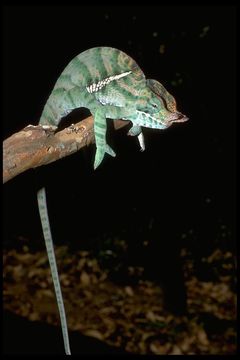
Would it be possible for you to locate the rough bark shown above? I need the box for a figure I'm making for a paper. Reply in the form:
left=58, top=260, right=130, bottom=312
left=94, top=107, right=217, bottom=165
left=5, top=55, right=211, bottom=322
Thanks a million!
left=3, top=116, right=129, bottom=184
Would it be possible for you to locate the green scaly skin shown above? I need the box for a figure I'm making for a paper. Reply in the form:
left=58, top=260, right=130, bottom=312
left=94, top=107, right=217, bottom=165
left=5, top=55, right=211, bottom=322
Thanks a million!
left=37, top=47, right=188, bottom=355
left=40, top=46, right=188, bottom=169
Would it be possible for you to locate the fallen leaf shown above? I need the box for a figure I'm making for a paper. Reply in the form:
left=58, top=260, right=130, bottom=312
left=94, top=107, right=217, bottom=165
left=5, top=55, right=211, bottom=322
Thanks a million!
left=197, top=328, right=209, bottom=346
left=84, top=329, right=103, bottom=341
left=169, top=345, right=183, bottom=355
left=80, top=271, right=90, bottom=286
left=125, top=286, right=134, bottom=296
left=150, top=340, right=171, bottom=354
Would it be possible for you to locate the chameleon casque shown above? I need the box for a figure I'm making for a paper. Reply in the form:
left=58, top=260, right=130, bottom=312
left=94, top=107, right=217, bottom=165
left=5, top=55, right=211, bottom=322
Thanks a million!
left=37, top=47, right=188, bottom=355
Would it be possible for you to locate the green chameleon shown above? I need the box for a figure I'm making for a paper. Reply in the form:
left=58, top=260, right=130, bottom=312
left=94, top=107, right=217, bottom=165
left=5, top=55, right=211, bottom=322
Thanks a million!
left=37, top=47, right=188, bottom=355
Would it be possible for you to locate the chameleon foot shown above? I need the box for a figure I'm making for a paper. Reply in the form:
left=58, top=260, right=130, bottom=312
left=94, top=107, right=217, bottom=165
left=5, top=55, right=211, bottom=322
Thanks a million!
left=127, top=125, right=145, bottom=151
left=127, top=125, right=142, bottom=137
left=105, top=144, right=116, bottom=157
left=137, top=132, right=145, bottom=152
left=94, top=144, right=116, bottom=169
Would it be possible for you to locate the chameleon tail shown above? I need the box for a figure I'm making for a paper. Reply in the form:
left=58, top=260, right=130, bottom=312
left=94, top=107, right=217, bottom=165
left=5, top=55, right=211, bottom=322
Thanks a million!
left=37, top=187, right=71, bottom=355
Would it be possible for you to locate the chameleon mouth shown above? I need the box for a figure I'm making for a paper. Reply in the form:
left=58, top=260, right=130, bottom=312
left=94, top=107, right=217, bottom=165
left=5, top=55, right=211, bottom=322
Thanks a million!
left=168, top=112, right=189, bottom=125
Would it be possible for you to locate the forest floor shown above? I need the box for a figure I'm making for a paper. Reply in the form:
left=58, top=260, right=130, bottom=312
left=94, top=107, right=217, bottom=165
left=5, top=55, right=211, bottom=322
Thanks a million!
left=3, top=241, right=237, bottom=355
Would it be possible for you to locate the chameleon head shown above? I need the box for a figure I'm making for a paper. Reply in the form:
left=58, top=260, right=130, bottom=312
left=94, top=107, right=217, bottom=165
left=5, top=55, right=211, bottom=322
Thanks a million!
left=135, top=80, right=189, bottom=129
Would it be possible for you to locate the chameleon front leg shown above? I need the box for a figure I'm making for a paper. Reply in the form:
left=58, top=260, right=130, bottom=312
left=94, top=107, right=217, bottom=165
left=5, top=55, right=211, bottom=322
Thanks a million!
left=128, top=124, right=142, bottom=136
left=93, top=109, right=116, bottom=169
left=128, top=125, right=145, bottom=151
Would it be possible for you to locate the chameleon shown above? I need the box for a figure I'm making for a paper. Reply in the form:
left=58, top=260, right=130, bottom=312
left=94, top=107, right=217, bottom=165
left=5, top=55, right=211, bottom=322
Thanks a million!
left=37, top=46, right=188, bottom=355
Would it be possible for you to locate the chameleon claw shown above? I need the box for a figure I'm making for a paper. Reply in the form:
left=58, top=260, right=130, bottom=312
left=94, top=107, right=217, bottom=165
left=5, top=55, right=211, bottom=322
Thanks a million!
left=94, top=154, right=104, bottom=169
left=94, top=162, right=99, bottom=170
left=137, top=132, right=145, bottom=152
left=105, top=144, right=116, bottom=157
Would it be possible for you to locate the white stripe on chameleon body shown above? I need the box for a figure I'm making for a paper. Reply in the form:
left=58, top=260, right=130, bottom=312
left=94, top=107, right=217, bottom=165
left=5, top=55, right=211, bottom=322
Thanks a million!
left=86, top=70, right=132, bottom=93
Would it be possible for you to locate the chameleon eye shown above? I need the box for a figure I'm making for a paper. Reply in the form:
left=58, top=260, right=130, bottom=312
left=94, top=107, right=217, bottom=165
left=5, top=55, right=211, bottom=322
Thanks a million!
left=152, top=103, right=158, bottom=108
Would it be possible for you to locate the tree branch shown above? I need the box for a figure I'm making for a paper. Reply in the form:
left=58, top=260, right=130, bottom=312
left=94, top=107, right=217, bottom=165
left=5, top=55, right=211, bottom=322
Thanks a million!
left=3, top=116, right=129, bottom=184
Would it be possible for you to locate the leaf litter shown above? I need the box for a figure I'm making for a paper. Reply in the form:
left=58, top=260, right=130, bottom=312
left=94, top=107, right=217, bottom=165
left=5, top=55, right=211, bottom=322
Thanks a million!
left=3, top=243, right=236, bottom=354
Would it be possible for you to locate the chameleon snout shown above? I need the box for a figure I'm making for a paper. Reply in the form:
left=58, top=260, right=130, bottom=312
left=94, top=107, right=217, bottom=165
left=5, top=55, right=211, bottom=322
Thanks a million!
left=167, top=112, right=189, bottom=125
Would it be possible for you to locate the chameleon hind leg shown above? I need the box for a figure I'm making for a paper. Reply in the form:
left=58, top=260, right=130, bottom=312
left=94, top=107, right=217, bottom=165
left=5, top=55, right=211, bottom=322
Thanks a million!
left=93, top=109, right=116, bottom=169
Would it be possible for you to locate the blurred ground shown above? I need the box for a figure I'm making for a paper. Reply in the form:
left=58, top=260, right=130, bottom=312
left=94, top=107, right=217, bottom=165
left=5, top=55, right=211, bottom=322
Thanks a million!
left=3, top=240, right=236, bottom=355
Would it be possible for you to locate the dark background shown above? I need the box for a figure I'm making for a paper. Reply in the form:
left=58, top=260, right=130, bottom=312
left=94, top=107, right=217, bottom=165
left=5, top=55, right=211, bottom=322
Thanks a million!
left=3, top=5, right=236, bottom=354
